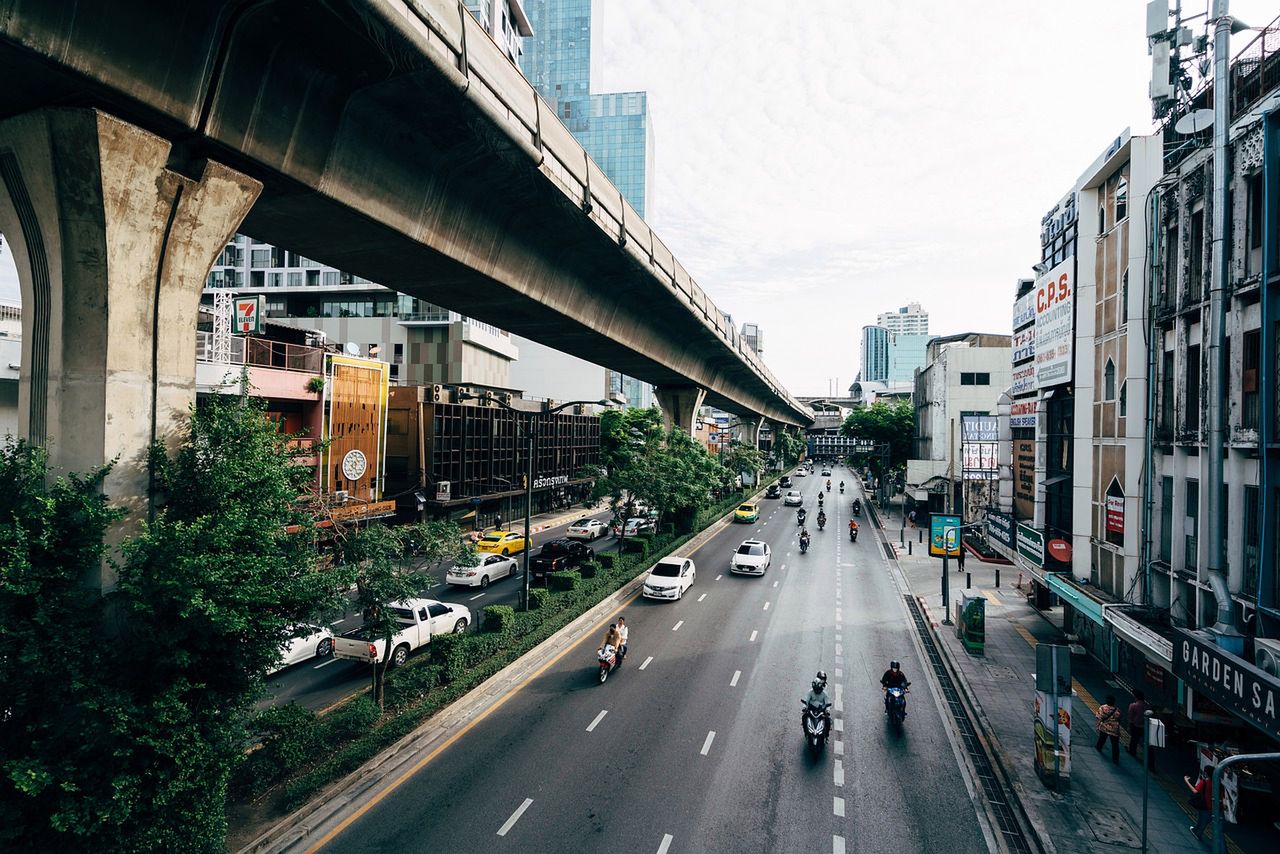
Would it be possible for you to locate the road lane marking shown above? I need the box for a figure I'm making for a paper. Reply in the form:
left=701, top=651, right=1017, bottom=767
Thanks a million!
left=700, top=731, right=716, bottom=755
left=834, top=739, right=844, bottom=756
left=835, top=668, right=843, bottom=678
left=730, top=670, right=741, bottom=687
left=469, top=592, right=487, bottom=601
left=781, top=563, right=787, bottom=571
left=657, top=833, right=674, bottom=854
left=834, top=835, right=846, bottom=854
left=313, top=658, right=340, bottom=669
left=586, top=710, right=608, bottom=732
left=763, top=601, right=771, bottom=611
left=835, top=643, right=843, bottom=657
left=698, top=593, right=707, bottom=602
left=835, top=633, right=842, bottom=642
left=639, top=656, right=653, bottom=670
left=834, top=759, right=844, bottom=786
left=833, top=796, right=845, bottom=817
left=835, top=718, right=844, bottom=732
left=772, top=581, right=778, bottom=588
left=497, top=798, right=533, bottom=836
left=672, top=620, right=684, bottom=631
left=834, top=689, right=843, bottom=712
left=750, top=630, right=758, bottom=642
left=715, top=574, right=722, bottom=581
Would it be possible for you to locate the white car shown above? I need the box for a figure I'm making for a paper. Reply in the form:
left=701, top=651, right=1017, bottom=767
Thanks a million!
left=566, top=518, right=608, bottom=540
left=271, top=624, right=334, bottom=674
left=643, top=556, right=697, bottom=600
left=794, top=469, right=808, bottom=477
left=731, top=540, right=771, bottom=575
left=620, top=517, right=657, bottom=537
left=783, top=490, right=804, bottom=506
left=447, top=553, right=518, bottom=588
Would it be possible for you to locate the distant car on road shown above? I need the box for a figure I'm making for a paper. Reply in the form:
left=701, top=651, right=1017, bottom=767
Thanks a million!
left=530, top=538, right=595, bottom=582
left=779, top=476, right=792, bottom=488
left=333, top=598, right=470, bottom=669
left=794, top=469, right=807, bottom=477
left=643, top=556, right=696, bottom=600
left=730, top=540, right=772, bottom=575
left=821, top=469, right=832, bottom=476
left=476, top=530, right=530, bottom=556
left=447, top=553, right=518, bottom=588
left=566, top=518, right=608, bottom=540
left=784, top=490, right=804, bottom=506
left=270, top=624, right=334, bottom=674
left=734, top=502, right=760, bottom=523
left=765, top=484, right=782, bottom=499
left=615, top=517, right=658, bottom=537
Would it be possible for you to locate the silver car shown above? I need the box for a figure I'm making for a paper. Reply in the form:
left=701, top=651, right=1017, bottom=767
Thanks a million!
left=783, top=490, right=804, bottom=506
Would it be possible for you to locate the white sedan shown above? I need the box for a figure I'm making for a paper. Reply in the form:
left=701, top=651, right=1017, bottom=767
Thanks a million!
left=730, top=540, right=772, bottom=575
left=643, top=556, right=697, bottom=600
left=566, top=518, right=608, bottom=540
left=271, top=624, right=334, bottom=674
left=447, top=553, right=519, bottom=588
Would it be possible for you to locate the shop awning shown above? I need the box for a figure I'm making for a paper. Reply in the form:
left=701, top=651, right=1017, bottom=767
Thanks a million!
left=1046, top=573, right=1105, bottom=625
left=1104, top=605, right=1174, bottom=667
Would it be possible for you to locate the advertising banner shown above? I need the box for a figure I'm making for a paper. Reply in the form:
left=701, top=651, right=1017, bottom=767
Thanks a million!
left=1010, top=399, right=1037, bottom=429
left=987, top=510, right=1016, bottom=551
left=1013, top=439, right=1036, bottom=518
left=1106, top=494, right=1124, bottom=535
left=1013, top=291, right=1037, bottom=330
left=1034, top=257, right=1075, bottom=388
left=962, top=443, right=998, bottom=478
left=1017, top=522, right=1044, bottom=567
left=1033, top=689, right=1072, bottom=785
left=1011, top=363, right=1036, bottom=396
left=1012, top=326, right=1036, bottom=363
left=930, top=514, right=961, bottom=558
left=960, top=415, right=999, bottom=443
left=1173, top=629, right=1280, bottom=741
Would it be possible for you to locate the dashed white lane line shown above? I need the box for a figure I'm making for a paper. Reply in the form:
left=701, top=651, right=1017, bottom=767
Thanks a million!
left=468, top=592, right=487, bottom=601
left=586, top=710, right=608, bottom=732
left=833, top=835, right=846, bottom=854
left=698, top=593, right=707, bottom=602
left=700, top=731, right=716, bottom=755
left=835, top=718, right=844, bottom=732
left=730, top=669, right=741, bottom=687
left=781, top=563, right=787, bottom=570
left=657, top=833, right=674, bottom=854
left=833, top=796, right=845, bottom=817
left=639, top=656, right=653, bottom=670
left=834, top=739, right=844, bottom=756
left=835, top=643, right=843, bottom=657
left=835, top=667, right=843, bottom=678
left=750, top=630, right=758, bottom=642
left=313, top=657, right=340, bottom=669
left=835, top=633, right=842, bottom=642
left=834, top=687, right=844, bottom=712
left=672, top=621, right=684, bottom=631
left=834, top=759, right=844, bottom=787
left=715, top=575, right=722, bottom=581
left=763, top=601, right=771, bottom=611
left=497, top=798, right=533, bottom=836
left=772, top=580, right=779, bottom=588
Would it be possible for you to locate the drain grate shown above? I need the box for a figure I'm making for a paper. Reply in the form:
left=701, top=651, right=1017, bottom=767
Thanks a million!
left=904, top=594, right=1034, bottom=853
left=882, top=542, right=897, bottom=561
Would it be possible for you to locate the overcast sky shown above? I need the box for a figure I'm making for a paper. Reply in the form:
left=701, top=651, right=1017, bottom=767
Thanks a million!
left=2, top=1, right=1276, bottom=398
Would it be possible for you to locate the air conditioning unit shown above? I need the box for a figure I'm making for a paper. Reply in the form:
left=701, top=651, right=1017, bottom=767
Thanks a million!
left=431, top=384, right=444, bottom=403
left=1254, top=638, right=1280, bottom=678
left=333, top=490, right=349, bottom=503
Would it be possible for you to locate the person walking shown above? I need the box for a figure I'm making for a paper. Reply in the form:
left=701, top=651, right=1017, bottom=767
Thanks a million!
left=956, top=543, right=966, bottom=572
left=1126, top=690, right=1148, bottom=759
left=1094, top=695, right=1122, bottom=764
left=1185, top=766, right=1213, bottom=841
left=908, top=509, right=917, bottom=528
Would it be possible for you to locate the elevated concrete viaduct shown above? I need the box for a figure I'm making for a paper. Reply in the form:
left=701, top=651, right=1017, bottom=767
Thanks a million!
left=0, top=1, right=811, bottom=476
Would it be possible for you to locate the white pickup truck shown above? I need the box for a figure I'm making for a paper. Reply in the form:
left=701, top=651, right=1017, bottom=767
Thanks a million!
left=332, top=598, right=471, bottom=669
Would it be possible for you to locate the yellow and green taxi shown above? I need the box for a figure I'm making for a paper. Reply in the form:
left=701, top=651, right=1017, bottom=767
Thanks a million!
left=734, top=502, right=760, bottom=523
left=476, top=530, right=530, bottom=556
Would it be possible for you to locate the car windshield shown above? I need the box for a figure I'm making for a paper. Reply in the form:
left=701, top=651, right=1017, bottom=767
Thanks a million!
left=737, top=543, right=766, bottom=556
left=738, top=505, right=754, bottom=512
left=651, top=562, right=682, bottom=577
left=390, top=607, right=415, bottom=623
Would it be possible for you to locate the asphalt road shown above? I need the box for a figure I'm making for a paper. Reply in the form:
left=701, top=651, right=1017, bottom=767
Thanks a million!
left=315, top=471, right=991, bottom=853
left=260, top=510, right=619, bottom=712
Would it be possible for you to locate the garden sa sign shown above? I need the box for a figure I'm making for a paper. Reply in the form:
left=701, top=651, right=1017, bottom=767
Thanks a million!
left=1173, top=629, right=1280, bottom=740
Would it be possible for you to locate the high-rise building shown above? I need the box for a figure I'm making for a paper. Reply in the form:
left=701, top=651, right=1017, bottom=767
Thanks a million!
left=463, top=1, right=534, bottom=65
left=887, top=332, right=931, bottom=383
left=877, top=302, right=929, bottom=336
left=860, top=325, right=890, bottom=383
left=740, top=323, right=764, bottom=357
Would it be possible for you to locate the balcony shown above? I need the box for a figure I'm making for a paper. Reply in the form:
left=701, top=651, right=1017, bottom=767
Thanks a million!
left=196, top=331, right=324, bottom=373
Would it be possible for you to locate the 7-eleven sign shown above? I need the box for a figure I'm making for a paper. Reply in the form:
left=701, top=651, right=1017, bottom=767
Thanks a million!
left=234, top=296, right=262, bottom=334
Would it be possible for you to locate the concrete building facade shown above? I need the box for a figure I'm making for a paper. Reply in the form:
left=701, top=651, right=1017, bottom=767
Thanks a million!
left=877, top=302, right=930, bottom=335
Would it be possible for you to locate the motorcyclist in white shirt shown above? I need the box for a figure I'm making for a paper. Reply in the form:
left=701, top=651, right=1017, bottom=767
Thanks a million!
left=616, top=616, right=629, bottom=666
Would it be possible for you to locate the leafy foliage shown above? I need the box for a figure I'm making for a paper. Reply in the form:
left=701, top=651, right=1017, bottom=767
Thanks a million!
left=720, top=440, right=764, bottom=481
left=769, top=426, right=806, bottom=468
left=840, top=400, right=915, bottom=471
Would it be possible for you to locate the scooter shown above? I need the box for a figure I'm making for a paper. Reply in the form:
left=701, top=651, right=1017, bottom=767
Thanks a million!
left=849, top=526, right=858, bottom=543
left=817, top=515, right=826, bottom=531
left=885, top=683, right=910, bottom=724
left=597, top=645, right=619, bottom=683
left=797, top=511, right=807, bottom=527
left=799, top=536, right=810, bottom=554
left=852, top=501, right=862, bottom=517
left=801, top=698, right=832, bottom=750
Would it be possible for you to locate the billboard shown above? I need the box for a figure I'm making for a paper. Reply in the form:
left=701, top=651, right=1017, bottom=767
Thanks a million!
left=960, top=415, right=998, bottom=443
left=1014, top=439, right=1036, bottom=518
left=987, top=510, right=1015, bottom=551
left=1011, top=363, right=1036, bottom=396
left=930, top=514, right=961, bottom=558
left=1010, top=399, right=1037, bottom=429
left=322, top=355, right=391, bottom=502
left=1034, top=258, right=1074, bottom=388
left=1012, top=327, right=1036, bottom=363
left=1013, top=291, right=1036, bottom=330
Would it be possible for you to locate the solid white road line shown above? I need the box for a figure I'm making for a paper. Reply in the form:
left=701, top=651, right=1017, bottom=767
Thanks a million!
left=834, top=759, right=844, bottom=787
left=639, top=656, right=653, bottom=671
left=698, top=593, right=707, bottom=602
left=586, top=710, right=608, bottom=732
left=672, top=621, right=684, bottom=631
left=749, top=630, right=758, bottom=642
left=700, top=731, right=716, bottom=755
left=763, top=601, right=771, bottom=611
left=496, top=798, right=533, bottom=836
left=833, top=796, right=845, bottom=817
left=730, top=670, right=741, bottom=687
left=313, top=658, right=340, bottom=669
left=833, top=834, right=846, bottom=854
left=657, top=833, right=674, bottom=854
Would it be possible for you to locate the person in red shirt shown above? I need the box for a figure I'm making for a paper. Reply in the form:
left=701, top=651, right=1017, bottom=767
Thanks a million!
left=1126, top=690, right=1148, bottom=759
left=1185, top=766, right=1213, bottom=841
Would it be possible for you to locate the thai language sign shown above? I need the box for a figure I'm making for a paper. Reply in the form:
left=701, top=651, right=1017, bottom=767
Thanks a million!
left=987, top=510, right=1015, bottom=551
left=1011, top=363, right=1036, bottom=396
left=1014, top=439, right=1036, bottom=519
left=1012, top=327, right=1036, bottom=363
left=1173, top=629, right=1280, bottom=741
left=1013, top=291, right=1036, bottom=330
left=1010, top=399, right=1037, bottom=429
left=1017, top=522, right=1044, bottom=567
left=1034, top=257, right=1074, bottom=388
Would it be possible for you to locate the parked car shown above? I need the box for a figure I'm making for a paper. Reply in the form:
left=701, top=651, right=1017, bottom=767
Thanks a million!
left=765, top=484, right=782, bottom=499
left=476, top=530, right=530, bottom=556
left=615, top=517, right=658, bottom=537
left=734, top=502, right=760, bottom=523
left=566, top=518, right=609, bottom=540
left=333, top=598, right=470, bottom=669
left=642, top=556, right=696, bottom=600
left=270, top=624, right=334, bottom=674
left=447, top=553, right=518, bottom=588
left=784, top=490, right=804, bottom=506
left=779, top=476, right=792, bottom=488
left=730, top=540, right=772, bottom=575
left=530, top=538, right=595, bottom=581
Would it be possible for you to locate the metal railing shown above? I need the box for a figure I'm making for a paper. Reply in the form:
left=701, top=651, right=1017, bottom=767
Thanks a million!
left=195, top=331, right=324, bottom=373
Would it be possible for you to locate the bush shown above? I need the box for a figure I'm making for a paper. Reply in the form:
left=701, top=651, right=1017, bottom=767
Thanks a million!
left=660, top=523, right=675, bottom=537
left=324, top=695, right=380, bottom=741
left=383, top=662, right=443, bottom=709
left=528, top=588, right=550, bottom=610
left=232, top=703, right=320, bottom=800
left=549, top=570, right=581, bottom=592
left=597, top=553, right=616, bottom=569
left=579, top=560, right=600, bottom=579
left=621, top=538, right=648, bottom=556
left=483, top=604, right=516, bottom=634
left=430, top=633, right=467, bottom=684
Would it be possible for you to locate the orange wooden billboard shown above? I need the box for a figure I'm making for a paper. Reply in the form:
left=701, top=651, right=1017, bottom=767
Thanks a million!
left=321, top=354, right=390, bottom=504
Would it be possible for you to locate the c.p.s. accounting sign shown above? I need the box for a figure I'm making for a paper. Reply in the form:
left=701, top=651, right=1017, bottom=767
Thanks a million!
left=1173, top=629, right=1280, bottom=740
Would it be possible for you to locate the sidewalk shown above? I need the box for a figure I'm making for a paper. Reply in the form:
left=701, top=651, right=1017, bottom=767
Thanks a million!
left=880, top=502, right=1255, bottom=854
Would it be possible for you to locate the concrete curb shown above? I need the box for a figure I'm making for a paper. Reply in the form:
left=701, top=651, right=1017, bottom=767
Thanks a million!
left=239, top=503, right=743, bottom=854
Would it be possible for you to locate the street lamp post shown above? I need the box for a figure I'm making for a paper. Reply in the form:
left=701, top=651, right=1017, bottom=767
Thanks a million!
left=455, top=391, right=620, bottom=610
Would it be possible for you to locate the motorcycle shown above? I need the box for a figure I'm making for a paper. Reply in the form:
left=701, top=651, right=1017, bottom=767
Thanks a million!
left=799, top=536, right=810, bottom=554
left=796, top=510, right=807, bottom=527
left=826, top=482, right=831, bottom=492
left=852, top=501, right=862, bottom=517
left=849, top=526, right=858, bottom=543
left=597, top=644, right=620, bottom=683
left=817, top=515, right=826, bottom=531
left=885, top=683, right=910, bottom=724
left=801, top=698, right=832, bottom=749
left=839, top=485, right=845, bottom=494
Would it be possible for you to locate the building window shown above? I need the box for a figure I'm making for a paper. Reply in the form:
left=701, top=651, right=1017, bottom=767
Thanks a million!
left=1162, top=223, right=1179, bottom=307
left=1189, top=207, right=1205, bottom=302
left=1104, top=358, right=1116, bottom=401
left=1115, top=176, right=1128, bottom=223
left=1160, top=350, right=1174, bottom=437
left=1243, top=485, right=1260, bottom=599
left=1185, top=344, right=1201, bottom=432
left=1119, top=381, right=1127, bottom=417
left=960, top=372, right=991, bottom=386
left=1185, top=478, right=1199, bottom=571
left=1159, top=476, right=1173, bottom=562
left=287, top=271, right=303, bottom=287
left=1247, top=173, right=1264, bottom=276
left=250, top=248, right=271, bottom=268
left=1243, top=328, right=1260, bottom=429
left=267, top=272, right=283, bottom=287
left=1121, top=267, right=1129, bottom=325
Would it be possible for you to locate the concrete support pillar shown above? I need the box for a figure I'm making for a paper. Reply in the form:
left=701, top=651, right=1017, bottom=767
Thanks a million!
left=732, top=415, right=763, bottom=447
left=0, top=109, right=261, bottom=585
left=655, top=385, right=706, bottom=436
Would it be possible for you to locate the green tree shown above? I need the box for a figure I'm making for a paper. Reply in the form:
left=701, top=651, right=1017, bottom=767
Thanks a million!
left=768, top=426, right=805, bottom=469
left=721, top=440, right=765, bottom=485
left=595, top=425, right=728, bottom=534
left=840, top=400, right=916, bottom=472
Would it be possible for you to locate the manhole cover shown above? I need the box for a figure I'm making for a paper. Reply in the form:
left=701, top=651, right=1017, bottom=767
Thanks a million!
left=985, top=664, right=1022, bottom=681
left=1076, top=805, right=1140, bottom=847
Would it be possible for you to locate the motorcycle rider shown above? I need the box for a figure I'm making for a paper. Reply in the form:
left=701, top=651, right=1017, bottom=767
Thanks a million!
left=797, top=507, right=807, bottom=526
left=826, top=479, right=832, bottom=491
left=880, top=660, right=909, bottom=715
left=817, top=492, right=824, bottom=507
left=799, top=527, right=811, bottom=553
left=848, top=518, right=859, bottom=541
left=817, top=509, right=827, bottom=530
left=852, top=498, right=862, bottom=516
left=839, top=480, right=845, bottom=493
left=615, top=616, right=629, bottom=666
left=600, top=622, right=622, bottom=664
left=803, top=676, right=832, bottom=727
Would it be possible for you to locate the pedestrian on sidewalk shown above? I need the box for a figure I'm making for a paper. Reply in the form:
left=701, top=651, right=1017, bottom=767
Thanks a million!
left=908, top=509, right=917, bottom=528
left=956, top=543, right=966, bottom=572
left=1185, top=766, right=1213, bottom=841
left=1094, top=695, right=1122, bottom=764
left=1126, top=690, right=1147, bottom=759
left=495, top=512, right=503, bottom=530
